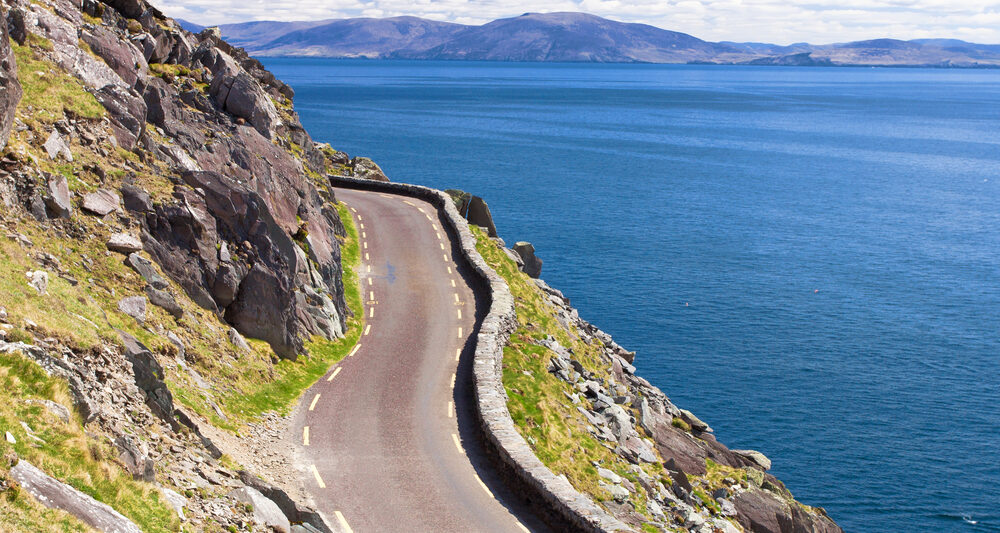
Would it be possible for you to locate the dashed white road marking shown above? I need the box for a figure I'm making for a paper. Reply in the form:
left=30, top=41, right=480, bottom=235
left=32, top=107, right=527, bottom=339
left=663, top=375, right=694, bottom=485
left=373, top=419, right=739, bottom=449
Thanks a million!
left=451, top=279, right=457, bottom=288
left=455, top=348, right=461, bottom=362
left=367, top=265, right=372, bottom=273
left=369, top=307, right=374, bottom=318
left=457, top=309, right=462, bottom=320
left=474, top=474, right=494, bottom=498
left=369, top=290, right=375, bottom=300
left=311, top=465, right=326, bottom=488
left=458, top=326, right=463, bottom=338
left=454, top=293, right=460, bottom=303
left=349, top=344, right=362, bottom=357
left=365, top=252, right=370, bottom=261
left=368, top=278, right=373, bottom=286
left=433, top=224, right=439, bottom=231
left=450, top=373, right=456, bottom=388
left=362, top=231, right=366, bottom=239
left=417, top=206, right=425, bottom=213
left=436, top=232, right=442, bottom=240
left=363, top=241, right=368, bottom=250
left=364, top=325, right=372, bottom=336
left=439, top=242, right=445, bottom=250
left=327, top=366, right=343, bottom=381
left=425, top=214, right=433, bottom=221
left=357, top=215, right=363, bottom=221
left=303, top=426, right=310, bottom=446
left=359, top=223, right=364, bottom=229
left=379, top=193, right=392, bottom=198
left=443, top=253, right=448, bottom=261
left=350, top=207, right=357, bottom=213
left=448, top=401, right=454, bottom=418
left=334, top=511, right=354, bottom=533
left=403, top=200, right=415, bottom=206
left=309, top=394, right=321, bottom=411
left=447, top=266, right=452, bottom=274
left=452, top=433, right=463, bottom=453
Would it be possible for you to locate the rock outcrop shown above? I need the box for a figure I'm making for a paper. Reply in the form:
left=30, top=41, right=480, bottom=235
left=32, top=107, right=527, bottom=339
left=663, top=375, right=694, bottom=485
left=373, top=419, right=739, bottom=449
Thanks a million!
left=2, top=0, right=349, bottom=359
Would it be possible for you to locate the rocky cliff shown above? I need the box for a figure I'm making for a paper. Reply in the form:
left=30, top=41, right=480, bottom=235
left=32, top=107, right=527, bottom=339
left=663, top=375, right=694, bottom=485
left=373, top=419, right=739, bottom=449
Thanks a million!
left=0, top=0, right=380, bottom=530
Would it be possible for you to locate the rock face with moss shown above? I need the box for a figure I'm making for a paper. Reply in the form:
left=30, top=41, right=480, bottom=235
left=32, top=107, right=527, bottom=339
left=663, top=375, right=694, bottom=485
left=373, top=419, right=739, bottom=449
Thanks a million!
left=0, top=0, right=371, bottom=530
left=3, top=0, right=354, bottom=358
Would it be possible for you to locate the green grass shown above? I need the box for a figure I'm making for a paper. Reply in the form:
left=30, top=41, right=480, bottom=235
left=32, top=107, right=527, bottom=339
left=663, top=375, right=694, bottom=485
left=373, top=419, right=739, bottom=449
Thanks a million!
left=0, top=351, right=180, bottom=531
left=12, top=41, right=105, bottom=121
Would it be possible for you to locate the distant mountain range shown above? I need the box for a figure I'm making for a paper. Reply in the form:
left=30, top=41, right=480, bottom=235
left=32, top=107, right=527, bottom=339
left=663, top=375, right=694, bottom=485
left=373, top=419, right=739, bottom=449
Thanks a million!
left=178, top=12, right=1000, bottom=67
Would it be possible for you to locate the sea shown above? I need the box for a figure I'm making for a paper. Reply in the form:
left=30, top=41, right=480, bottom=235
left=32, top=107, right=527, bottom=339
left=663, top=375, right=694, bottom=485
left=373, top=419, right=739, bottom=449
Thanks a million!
left=261, top=58, right=1000, bottom=532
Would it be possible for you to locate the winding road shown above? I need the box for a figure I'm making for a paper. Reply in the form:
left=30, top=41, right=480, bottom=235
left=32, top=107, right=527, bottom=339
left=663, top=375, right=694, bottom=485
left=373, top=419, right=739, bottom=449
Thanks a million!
left=292, top=188, right=547, bottom=533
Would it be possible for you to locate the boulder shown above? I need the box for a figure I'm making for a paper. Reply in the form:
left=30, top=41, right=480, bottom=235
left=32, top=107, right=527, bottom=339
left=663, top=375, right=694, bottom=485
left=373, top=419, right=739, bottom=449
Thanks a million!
left=106, top=233, right=143, bottom=254
left=117, top=295, right=146, bottom=323
left=94, top=85, right=147, bottom=150
left=125, top=252, right=168, bottom=290
left=81, top=188, right=121, bottom=216
left=160, top=488, right=186, bottom=520
left=0, top=13, right=22, bottom=149
left=44, top=174, right=72, bottom=218
left=211, top=70, right=280, bottom=138
left=118, top=330, right=176, bottom=428
left=80, top=26, right=148, bottom=88
left=43, top=131, right=73, bottom=161
left=26, top=270, right=48, bottom=295
left=227, top=327, right=250, bottom=351
left=144, top=286, right=183, bottom=319
left=10, top=460, right=142, bottom=533
left=512, top=241, right=542, bottom=278
left=228, top=487, right=291, bottom=533
left=466, top=195, right=498, bottom=238
left=350, top=156, right=389, bottom=181
left=114, top=433, right=155, bottom=481
left=733, top=449, right=772, bottom=471
left=121, top=184, right=152, bottom=212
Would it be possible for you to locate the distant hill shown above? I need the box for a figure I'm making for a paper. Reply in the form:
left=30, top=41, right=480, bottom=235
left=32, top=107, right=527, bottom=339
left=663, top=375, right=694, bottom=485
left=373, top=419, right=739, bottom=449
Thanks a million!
left=195, top=12, right=1000, bottom=67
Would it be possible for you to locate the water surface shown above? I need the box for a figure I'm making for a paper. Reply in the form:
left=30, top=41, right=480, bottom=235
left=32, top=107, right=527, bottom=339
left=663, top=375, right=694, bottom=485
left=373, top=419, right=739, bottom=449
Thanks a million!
left=263, top=59, right=1000, bottom=532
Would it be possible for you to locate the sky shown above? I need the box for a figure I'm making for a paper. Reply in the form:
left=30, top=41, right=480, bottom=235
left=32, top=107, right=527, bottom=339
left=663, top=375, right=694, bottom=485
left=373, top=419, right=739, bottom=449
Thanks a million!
left=156, top=0, right=1000, bottom=45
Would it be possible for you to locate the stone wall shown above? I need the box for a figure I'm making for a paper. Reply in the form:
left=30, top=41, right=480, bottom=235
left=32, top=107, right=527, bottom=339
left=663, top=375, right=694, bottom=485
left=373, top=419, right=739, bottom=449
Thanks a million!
left=329, top=176, right=629, bottom=532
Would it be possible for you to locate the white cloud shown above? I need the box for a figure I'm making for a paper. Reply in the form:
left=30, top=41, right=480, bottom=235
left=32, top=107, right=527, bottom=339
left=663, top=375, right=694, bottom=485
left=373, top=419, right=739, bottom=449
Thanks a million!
left=153, top=0, right=1000, bottom=44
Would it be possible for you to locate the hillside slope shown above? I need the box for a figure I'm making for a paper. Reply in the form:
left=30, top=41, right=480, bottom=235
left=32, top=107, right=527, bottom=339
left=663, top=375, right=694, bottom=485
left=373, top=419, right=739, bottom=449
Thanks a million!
left=215, top=12, right=1000, bottom=67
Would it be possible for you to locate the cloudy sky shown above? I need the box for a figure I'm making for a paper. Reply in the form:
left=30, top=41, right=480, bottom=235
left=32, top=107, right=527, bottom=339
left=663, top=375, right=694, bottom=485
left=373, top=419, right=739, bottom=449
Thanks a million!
left=156, top=0, right=1000, bottom=45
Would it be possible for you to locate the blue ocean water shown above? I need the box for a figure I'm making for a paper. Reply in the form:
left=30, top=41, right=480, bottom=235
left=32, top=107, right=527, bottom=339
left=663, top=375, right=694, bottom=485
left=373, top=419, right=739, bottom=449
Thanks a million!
left=262, top=59, right=1000, bottom=532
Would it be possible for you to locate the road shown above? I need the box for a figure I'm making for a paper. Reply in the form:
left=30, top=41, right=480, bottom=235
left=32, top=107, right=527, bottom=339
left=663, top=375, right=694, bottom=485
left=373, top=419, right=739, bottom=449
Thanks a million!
left=293, top=188, right=547, bottom=533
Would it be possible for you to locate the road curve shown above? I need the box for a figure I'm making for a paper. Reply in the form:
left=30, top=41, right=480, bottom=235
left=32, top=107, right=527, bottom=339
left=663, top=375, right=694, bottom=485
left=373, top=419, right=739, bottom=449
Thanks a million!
left=293, top=188, right=548, bottom=533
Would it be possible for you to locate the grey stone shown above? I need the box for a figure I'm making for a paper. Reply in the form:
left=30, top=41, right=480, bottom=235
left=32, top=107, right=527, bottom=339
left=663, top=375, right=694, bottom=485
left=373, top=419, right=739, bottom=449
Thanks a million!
left=161, top=488, right=186, bottom=520
left=117, top=296, right=147, bottom=323
left=228, top=487, right=290, bottom=533
left=512, top=241, right=543, bottom=278
left=679, top=408, right=712, bottom=433
left=597, top=467, right=622, bottom=484
left=115, top=434, right=155, bottom=481
left=350, top=156, right=389, bottom=181
left=11, top=460, right=142, bottom=533
left=733, top=449, right=772, bottom=471
left=145, top=286, right=183, bottom=319
left=106, top=233, right=143, bottom=254
left=81, top=188, right=121, bottom=216
left=121, top=184, right=152, bottom=212
left=24, top=399, right=70, bottom=423
left=26, top=270, right=48, bottom=295
left=0, top=16, right=22, bottom=150
left=228, top=327, right=250, bottom=351
left=44, top=174, right=72, bottom=218
left=118, top=331, right=176, bottom=429
left=43, top=131, right=73, bottom=161
left=167, top=331, right=185, bottom=359
left=126, top=253, right=169, bottom=290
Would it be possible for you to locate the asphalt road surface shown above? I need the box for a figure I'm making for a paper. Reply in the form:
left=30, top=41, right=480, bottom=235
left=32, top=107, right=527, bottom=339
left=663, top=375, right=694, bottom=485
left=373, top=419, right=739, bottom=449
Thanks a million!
left=293, top=188, right=549, bottom=533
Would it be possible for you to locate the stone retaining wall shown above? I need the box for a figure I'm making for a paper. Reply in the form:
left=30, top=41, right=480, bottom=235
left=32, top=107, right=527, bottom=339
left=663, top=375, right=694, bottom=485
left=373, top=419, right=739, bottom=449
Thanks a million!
left=329, top=176, right=629, bottom=532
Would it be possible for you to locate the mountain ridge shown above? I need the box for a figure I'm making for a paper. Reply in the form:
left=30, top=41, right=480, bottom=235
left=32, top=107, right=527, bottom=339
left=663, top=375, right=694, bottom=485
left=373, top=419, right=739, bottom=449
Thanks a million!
left=201, top=11, right=1000, bottom=67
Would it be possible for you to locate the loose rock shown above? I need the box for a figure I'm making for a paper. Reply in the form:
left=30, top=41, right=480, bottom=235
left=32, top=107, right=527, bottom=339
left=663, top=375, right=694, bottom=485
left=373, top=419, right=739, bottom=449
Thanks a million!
left=106, top=233, right=143, bottom=254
